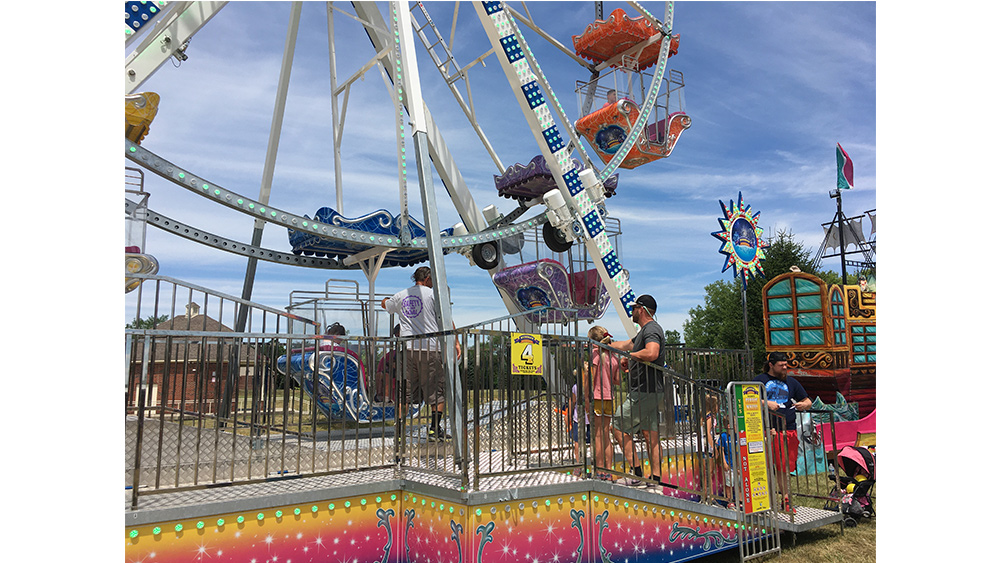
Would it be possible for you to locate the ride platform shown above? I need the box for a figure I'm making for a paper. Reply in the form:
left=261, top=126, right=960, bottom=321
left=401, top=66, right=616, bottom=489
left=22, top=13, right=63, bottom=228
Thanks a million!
left=125, top=426, right=841, bottom=563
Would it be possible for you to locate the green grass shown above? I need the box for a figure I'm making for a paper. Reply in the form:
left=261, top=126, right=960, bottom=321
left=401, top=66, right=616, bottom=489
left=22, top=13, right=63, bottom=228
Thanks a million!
left=699, top=516, right=875, bottom=562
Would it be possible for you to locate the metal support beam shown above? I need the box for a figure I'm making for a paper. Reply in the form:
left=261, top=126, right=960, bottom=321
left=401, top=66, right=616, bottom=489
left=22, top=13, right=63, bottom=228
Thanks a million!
left=236, top=2, right=301, bottom=331
left=392, top=1, right=466, bottom=472
left=352, top=1, right=528, bottom=328
left=326, top=2, right=344, bottom=214
left=125, top=1, right=229, bottom=94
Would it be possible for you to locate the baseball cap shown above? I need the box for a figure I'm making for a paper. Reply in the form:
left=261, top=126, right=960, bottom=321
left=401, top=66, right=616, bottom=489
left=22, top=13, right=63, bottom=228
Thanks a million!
left=635, top=294, right=657, bottom=314
left=767, top=351, right=789, bottom=363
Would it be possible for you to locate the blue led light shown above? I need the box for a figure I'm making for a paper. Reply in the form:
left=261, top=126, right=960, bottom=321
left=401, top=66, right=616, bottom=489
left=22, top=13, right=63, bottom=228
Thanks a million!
left=521, top=81, right=544, bottom=109
left=542, top=125, right=564, bottom=153
left=583, top=210, right=604, bottom=238
left=483, top=1, right=503, bottom=15
left=563, top=169, right=583, bottom=196
left=621, top=290, right=638, bottom=313
left=500, top=35, right=524, bottom=63
left=602, top=252, right=623, bottom=279
left=125, top=1, right=159, bottom=32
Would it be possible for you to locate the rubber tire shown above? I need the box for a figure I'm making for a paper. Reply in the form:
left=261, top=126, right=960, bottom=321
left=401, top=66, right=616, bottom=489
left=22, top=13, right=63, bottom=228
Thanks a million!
left=471, top=241, right=500, bottom=270
left=542, top=222, right=573, bottom=253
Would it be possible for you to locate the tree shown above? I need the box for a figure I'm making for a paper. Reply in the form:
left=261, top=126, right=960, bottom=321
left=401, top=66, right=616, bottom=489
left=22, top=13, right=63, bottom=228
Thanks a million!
left=683, top=230, right=821, bottom=371
left=126, top=314, right=168, bottom=329
left=664, top=329, right=681, bottom=345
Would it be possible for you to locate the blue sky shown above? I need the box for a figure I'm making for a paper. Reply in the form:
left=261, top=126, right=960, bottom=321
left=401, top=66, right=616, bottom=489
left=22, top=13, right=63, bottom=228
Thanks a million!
left=122, top=1, right=876, bottom=337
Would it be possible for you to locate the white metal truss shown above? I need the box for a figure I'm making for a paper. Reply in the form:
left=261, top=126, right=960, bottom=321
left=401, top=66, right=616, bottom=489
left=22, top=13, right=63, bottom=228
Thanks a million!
left=473, top=1, right=644, bottom=337
left=352, top=1, right=528, bottom=325
left=125, top=1, right=229, bottom=95
left=390, top=1, right=467, bottom=469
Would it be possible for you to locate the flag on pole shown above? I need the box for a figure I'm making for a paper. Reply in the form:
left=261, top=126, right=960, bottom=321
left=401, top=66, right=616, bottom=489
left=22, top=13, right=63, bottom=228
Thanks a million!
left=836, top=143, right=854, bottom=190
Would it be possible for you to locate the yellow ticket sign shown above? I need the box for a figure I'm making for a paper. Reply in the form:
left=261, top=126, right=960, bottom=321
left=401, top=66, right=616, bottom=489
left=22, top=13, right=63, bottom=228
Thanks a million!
left=510, top=333, right=543, bottom=376
left=734, top=383, right=771, bottom=514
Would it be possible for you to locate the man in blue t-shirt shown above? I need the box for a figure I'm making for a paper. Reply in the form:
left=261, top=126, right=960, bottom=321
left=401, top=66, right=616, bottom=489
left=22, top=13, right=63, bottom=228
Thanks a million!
left=753, top=352, right=812, bottom=509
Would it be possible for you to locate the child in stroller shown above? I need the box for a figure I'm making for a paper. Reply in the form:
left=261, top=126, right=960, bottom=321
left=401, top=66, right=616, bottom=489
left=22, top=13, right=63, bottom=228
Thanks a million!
left=825, top=445, right=875, bottom=526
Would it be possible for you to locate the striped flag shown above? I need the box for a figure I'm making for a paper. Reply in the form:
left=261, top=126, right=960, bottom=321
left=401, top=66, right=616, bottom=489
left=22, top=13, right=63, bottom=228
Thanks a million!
left=836, top=143, right=854, bottom=190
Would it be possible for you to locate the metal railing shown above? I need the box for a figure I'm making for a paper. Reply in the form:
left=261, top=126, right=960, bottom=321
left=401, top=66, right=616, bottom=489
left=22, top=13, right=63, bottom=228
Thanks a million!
left=768, top=408, right=872, bottom=521
left=126, top=297, right=760, bottom=512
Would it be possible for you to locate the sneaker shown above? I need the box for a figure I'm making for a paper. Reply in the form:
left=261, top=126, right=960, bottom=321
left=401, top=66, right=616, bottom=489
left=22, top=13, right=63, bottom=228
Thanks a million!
left=616, top=478, right=643, bottom=487
left=430, top=428, right=451, bottom=441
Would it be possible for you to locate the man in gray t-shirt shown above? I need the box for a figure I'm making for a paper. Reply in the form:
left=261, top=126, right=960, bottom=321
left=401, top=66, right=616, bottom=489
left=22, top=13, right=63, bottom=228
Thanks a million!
left=609, top=294, right=667, bottom=488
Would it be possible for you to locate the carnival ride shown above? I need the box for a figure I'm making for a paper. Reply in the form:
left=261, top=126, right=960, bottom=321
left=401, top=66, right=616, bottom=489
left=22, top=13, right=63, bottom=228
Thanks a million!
left=121, top=4, right=835, bottom=562
left=125, top=0, right=693, bottom=424
left=276, top=342, right=421, bottom=423
left=124, top=0, right=690, bottom=332
left=761, top=270, right=876, bottom=417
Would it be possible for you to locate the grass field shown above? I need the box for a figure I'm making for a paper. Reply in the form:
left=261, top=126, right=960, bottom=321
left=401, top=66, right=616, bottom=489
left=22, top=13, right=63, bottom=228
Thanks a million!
left=700, top=516, right=875, bottom=562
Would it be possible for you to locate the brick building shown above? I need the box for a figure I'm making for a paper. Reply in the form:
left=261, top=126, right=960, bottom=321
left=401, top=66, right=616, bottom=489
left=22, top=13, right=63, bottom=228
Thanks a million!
left=127, top=302, right=256, bottom=416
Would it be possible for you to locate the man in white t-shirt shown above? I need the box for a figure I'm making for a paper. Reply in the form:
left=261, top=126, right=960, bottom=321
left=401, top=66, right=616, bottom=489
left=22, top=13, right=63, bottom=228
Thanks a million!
left=381, top=266, right=457, bottom=441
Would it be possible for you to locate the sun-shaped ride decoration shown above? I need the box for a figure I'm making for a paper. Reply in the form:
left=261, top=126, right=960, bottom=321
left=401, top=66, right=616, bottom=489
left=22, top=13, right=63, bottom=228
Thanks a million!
left=712, top=192, right=769, bottom=288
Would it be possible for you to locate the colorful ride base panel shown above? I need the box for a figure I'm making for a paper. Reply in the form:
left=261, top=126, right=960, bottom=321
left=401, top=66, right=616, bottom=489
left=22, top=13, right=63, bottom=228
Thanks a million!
left=575, top=100, right=692, bottom=169
left=126, top=486, right=759, bottom=563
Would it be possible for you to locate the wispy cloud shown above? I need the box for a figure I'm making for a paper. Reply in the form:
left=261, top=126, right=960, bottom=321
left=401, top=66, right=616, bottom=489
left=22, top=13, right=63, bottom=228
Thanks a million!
left=125, top=1, right=876, bottom=337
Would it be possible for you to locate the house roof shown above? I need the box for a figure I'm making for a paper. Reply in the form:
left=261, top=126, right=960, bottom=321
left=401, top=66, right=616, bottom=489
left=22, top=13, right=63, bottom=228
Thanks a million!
left=155, top=313, right=234, bottom=332
left=132, top=309, right=249, bottom=363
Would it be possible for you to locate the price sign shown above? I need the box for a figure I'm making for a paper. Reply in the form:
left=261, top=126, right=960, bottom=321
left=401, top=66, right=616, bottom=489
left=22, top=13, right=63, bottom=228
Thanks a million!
left=735, top=383, right=771, bottom=514
left=511, top=333, right=543, bottom=376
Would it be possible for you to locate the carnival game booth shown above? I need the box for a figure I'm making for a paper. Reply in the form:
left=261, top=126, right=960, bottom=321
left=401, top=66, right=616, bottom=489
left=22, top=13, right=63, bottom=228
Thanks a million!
left=761, top=271, right=876, bottom=417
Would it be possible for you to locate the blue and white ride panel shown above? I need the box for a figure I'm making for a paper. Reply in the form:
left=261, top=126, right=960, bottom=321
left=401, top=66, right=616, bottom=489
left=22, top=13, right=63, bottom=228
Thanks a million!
left=475, top=1, right=640, bottom=329
left=277, top=346, right=419, bottom=424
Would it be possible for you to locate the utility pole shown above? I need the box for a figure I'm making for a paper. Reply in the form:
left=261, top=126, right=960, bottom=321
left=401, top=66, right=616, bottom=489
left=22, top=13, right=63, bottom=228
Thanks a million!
left=830, top=189, right=848, bottom=286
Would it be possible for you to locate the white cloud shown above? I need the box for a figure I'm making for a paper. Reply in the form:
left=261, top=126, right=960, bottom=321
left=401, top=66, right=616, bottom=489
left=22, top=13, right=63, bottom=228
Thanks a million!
left=123, top=1, right=876, bottom=341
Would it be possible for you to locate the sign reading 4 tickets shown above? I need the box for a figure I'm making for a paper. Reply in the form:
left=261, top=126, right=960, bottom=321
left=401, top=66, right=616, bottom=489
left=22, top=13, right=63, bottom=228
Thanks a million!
left=734, top=383, right=771, bottom=514
left=510, top=333, right=543, bottom=376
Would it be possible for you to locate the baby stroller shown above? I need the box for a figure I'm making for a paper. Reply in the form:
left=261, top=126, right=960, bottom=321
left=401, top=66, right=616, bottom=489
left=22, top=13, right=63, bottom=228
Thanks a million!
left=825, top=446, right=875, bottom=526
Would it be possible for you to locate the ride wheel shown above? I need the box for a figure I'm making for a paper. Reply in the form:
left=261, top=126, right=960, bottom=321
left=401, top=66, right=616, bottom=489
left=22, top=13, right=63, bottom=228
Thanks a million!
left=125, top=2, right=665, bottom=335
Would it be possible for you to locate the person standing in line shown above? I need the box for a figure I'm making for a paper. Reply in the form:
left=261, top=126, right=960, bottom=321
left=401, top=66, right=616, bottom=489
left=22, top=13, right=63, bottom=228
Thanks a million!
left=587, top=325, right=623, bottom=481
left=716, top=417, right=735, bottom=509
left=567, top=377, right=590, bottom=466
left=381, top=266, right=459, bottom=441
left=374, top=324, right=401, bottom=404
left=609, top=294, right=666, bottom=490
left=753, top=351, right=812, bottom=511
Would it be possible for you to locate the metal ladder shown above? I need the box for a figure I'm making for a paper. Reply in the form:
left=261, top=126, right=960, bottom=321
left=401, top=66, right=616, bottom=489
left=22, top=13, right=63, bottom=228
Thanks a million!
left=409, top=1, right=505, bottom=172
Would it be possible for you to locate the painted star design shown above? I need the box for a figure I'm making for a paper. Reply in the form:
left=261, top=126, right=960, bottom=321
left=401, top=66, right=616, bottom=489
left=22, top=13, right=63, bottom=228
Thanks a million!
left=711, top=191, right=769, bottom=288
